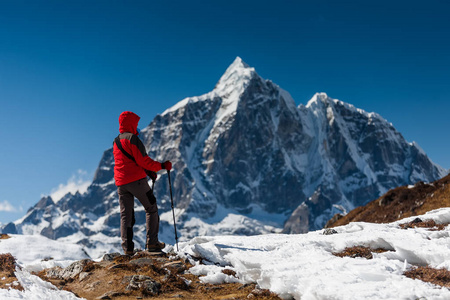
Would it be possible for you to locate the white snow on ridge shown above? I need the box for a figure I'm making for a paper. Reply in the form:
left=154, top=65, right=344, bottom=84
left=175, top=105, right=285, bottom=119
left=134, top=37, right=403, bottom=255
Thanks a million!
left=306, top=92, right=391, bottom=130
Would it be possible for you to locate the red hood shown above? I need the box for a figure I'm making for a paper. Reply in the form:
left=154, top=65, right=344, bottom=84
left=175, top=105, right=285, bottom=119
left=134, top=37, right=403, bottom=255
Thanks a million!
left=119, top=111, right=140, bottom=134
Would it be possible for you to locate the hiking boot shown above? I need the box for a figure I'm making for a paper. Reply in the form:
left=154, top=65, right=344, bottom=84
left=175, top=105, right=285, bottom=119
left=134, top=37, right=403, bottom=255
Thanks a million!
left=146, top=241, right=166, bottom=252
left=125, top=250, right=135, bottom=256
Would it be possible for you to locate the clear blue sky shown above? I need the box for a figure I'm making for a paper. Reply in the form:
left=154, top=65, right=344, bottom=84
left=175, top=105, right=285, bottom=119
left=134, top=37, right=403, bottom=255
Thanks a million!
left=1, top=0, right=449, bottom=223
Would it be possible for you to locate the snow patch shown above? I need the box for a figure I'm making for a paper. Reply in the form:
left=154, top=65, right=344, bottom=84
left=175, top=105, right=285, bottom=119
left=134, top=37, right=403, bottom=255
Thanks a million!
left=1, top=270, right=84, bottom=299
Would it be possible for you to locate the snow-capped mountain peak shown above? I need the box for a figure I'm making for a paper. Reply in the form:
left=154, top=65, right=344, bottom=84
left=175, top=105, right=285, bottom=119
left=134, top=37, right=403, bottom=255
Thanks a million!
left=213, top=56, right=258, bottom=98
left=307, top=93, right=364, bottom=115
left=306, top=92, right=329, bottom=106
left=161, top=57, right=257, bottom=117
left=305, top=93, right=396, bottom=133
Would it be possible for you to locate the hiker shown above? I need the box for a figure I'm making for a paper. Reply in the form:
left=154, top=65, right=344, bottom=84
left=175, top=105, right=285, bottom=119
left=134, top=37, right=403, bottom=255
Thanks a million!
left=113, top=111, right=172, bottom=255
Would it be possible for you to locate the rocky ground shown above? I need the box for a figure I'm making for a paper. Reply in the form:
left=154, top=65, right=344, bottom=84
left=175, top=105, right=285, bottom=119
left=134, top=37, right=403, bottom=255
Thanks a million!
left=0, top=234, right=23, bottom=292
left=0, top=252, right=23, bottom=292
left=325, top=174, right=450, bottom=228
left=32, top=250, right=281, bottom=300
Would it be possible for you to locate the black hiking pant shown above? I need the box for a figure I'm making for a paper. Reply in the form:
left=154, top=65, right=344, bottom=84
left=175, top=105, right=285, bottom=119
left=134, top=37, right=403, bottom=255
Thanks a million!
left=117, top=178, right=159, bottom=253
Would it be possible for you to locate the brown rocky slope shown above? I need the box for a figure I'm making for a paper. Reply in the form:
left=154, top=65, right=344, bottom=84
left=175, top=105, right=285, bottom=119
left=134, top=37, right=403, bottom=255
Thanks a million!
left=326, top=174, right=450, bottom=228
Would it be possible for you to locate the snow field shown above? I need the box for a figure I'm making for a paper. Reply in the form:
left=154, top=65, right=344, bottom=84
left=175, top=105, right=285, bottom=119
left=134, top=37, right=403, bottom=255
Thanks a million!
left=0, top=235, right=88, bottom=299
left=179, top=208, right=450, bottom=300
left=0, top=234, right=89, bottom=273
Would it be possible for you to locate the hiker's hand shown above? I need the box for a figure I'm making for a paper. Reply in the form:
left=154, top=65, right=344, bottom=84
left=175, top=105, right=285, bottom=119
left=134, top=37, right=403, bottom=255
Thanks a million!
left=145, top=170, right=157, bottom=181
left=161, top=161, right=172, bottom=171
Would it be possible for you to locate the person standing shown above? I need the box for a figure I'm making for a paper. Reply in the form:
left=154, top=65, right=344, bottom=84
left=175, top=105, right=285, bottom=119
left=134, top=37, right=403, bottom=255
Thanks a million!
left=113, top=111, right=172, bottom=255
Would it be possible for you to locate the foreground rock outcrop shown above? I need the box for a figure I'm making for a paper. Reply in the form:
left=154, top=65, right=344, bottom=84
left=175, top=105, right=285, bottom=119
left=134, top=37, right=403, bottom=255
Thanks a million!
left=36, top=251, right=281, bottom=300
left=0, top=241, right=23, bottom=292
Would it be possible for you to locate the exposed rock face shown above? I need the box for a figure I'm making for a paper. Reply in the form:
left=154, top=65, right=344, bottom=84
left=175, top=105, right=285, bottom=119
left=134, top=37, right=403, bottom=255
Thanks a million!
left=46, top=259, right=92, bottom=280
left=2, top=57, right=446, bottom=254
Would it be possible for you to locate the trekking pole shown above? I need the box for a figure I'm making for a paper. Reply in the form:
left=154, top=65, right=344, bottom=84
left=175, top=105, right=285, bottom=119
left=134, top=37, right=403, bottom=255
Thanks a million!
left=167, top=170, right=179, bottom=251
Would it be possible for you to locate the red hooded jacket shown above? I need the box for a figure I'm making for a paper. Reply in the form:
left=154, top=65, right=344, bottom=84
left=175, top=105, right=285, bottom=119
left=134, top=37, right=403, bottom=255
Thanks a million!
left=113, top=111, right=162, bottom=186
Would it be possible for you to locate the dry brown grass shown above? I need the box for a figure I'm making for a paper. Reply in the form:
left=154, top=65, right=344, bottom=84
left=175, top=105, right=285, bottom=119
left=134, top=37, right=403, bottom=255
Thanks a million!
left=222, top=268, right=237, bottom=277
left=333, top=246, right=390, bottom=259
left=404, top=266, right=450, bottom=288
left=399, top=219, right=450, bottom=231
left=0, top=253, right=16, bottom=272
left=415, top=176, right=450, bottom=216
left=326, top=174, right=450, bottom=228
left=0, top=253, right=23, bottom=291
left=0, top=234, right=10, bottom=240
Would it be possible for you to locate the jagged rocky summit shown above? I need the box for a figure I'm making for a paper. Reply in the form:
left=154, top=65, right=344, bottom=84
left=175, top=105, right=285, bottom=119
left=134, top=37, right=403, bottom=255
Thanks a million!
left=2, top=57, right=446, bottom=257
